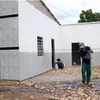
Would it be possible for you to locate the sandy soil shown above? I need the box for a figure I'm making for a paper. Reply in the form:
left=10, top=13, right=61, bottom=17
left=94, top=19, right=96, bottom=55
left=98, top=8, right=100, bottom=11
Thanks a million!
left=0, top=66, right=100, bottom=100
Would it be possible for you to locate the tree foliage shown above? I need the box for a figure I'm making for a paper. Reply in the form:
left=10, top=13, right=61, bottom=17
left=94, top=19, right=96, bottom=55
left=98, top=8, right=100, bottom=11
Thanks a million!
left=78, top=9, right=100, bottom=23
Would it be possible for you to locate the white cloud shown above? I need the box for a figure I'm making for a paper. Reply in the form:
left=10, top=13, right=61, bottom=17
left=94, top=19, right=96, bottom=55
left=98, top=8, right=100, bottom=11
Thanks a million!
left=82, top=0, right=100, bottom=12
left=43, top=0, right=100, bottom=24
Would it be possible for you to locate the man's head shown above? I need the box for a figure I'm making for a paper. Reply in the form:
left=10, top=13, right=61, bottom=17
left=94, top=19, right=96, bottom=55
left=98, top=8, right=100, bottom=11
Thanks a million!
left=79, top=42, right=85, bottom=49
left=57, top=58, right=61, bottom=62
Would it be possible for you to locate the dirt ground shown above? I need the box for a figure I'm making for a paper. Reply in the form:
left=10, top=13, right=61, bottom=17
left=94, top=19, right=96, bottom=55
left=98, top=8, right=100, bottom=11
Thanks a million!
left=0, top=66, right=100, bottom=100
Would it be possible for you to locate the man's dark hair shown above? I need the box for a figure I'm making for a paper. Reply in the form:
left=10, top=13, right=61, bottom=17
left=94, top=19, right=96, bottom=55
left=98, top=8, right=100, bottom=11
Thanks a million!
left=57, top=58, right=61, bottom=61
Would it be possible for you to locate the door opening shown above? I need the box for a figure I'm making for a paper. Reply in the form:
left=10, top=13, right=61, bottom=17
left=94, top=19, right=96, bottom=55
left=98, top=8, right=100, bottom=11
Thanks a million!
left=51, top=39, right=55, bottom=68
left=72, top=43, right=81, bottom=65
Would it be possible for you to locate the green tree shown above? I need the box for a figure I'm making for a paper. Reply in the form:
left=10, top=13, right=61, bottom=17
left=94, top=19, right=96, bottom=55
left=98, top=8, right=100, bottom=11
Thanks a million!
left=78, top=9, right=100, bottom=23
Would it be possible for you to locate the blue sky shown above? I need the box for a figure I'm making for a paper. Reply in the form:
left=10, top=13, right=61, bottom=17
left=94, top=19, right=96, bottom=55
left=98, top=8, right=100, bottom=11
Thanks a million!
left=42, top=0, right=100, bottom=24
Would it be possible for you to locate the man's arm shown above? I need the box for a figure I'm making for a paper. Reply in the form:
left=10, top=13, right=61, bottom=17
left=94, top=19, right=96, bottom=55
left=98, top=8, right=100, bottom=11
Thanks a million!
left=83, top=49, right=94, bottom=60
left=86, top=46, right=94, bottom=53
left=89, top=49, right=94, bottom=53
left=83, top=56, right=91, bottom=60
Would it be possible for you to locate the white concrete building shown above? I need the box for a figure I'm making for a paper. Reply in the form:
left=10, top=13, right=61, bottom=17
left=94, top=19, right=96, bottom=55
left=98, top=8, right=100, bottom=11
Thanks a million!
left=0, top=0, right=100, bottom=80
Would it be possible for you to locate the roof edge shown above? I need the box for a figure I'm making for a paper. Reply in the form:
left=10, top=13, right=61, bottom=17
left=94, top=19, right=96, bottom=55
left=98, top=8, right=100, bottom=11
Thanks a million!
left=61, top=21, right=100, bottom=26
left=41, top=0, right=61, bottom=25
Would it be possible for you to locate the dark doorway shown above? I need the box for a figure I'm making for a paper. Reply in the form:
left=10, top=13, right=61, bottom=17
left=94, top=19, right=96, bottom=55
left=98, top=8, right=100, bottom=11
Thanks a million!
left=72, top=43, right=81, bottom=65
left=51, top=39, right=55, bottom=68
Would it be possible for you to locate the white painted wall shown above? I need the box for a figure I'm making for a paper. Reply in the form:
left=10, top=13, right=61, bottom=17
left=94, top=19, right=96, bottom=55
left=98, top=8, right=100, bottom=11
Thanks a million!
left=19, top=1, right=60, bottom=53
left=18, top=1, right=61, bottom=80
left=18, top=1, right=100, bottom=80
left=18, top=1, right=100, bottom=54
left=60, top=23, right=100, bottom=52
left=60, top=23, right=100, bottom=66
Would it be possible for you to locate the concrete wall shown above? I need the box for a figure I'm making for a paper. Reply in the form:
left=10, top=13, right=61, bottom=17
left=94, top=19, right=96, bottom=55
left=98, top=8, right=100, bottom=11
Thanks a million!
left=0, top=1, right=19, bottom=80
left=59, top=23, right=100, bottom=66
left=0, top=1, right=18, bottom=16
left=18, top=1, right=60, bottom=80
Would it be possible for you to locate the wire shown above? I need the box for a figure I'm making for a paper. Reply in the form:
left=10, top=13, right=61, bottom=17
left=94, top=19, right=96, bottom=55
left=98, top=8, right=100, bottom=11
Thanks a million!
left=42, top=0, right=79, bottom=18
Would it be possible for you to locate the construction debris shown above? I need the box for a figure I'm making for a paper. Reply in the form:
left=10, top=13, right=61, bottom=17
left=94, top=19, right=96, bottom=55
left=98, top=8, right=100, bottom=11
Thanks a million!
left=0, top=66, right=100, bottom=100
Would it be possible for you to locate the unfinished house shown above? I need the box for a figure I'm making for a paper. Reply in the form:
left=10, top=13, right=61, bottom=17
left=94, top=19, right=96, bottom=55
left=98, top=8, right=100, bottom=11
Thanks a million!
left=0, top=0, right=100, bottom=80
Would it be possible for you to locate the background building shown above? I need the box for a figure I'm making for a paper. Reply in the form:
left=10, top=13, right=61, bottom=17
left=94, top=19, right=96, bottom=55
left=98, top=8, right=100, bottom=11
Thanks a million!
left=0, top=0, right=100, bottom=80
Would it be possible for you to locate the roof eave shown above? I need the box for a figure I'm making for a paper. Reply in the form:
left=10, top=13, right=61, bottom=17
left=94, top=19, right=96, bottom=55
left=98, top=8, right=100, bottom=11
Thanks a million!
left=41, top=0, right=61, bottom=25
